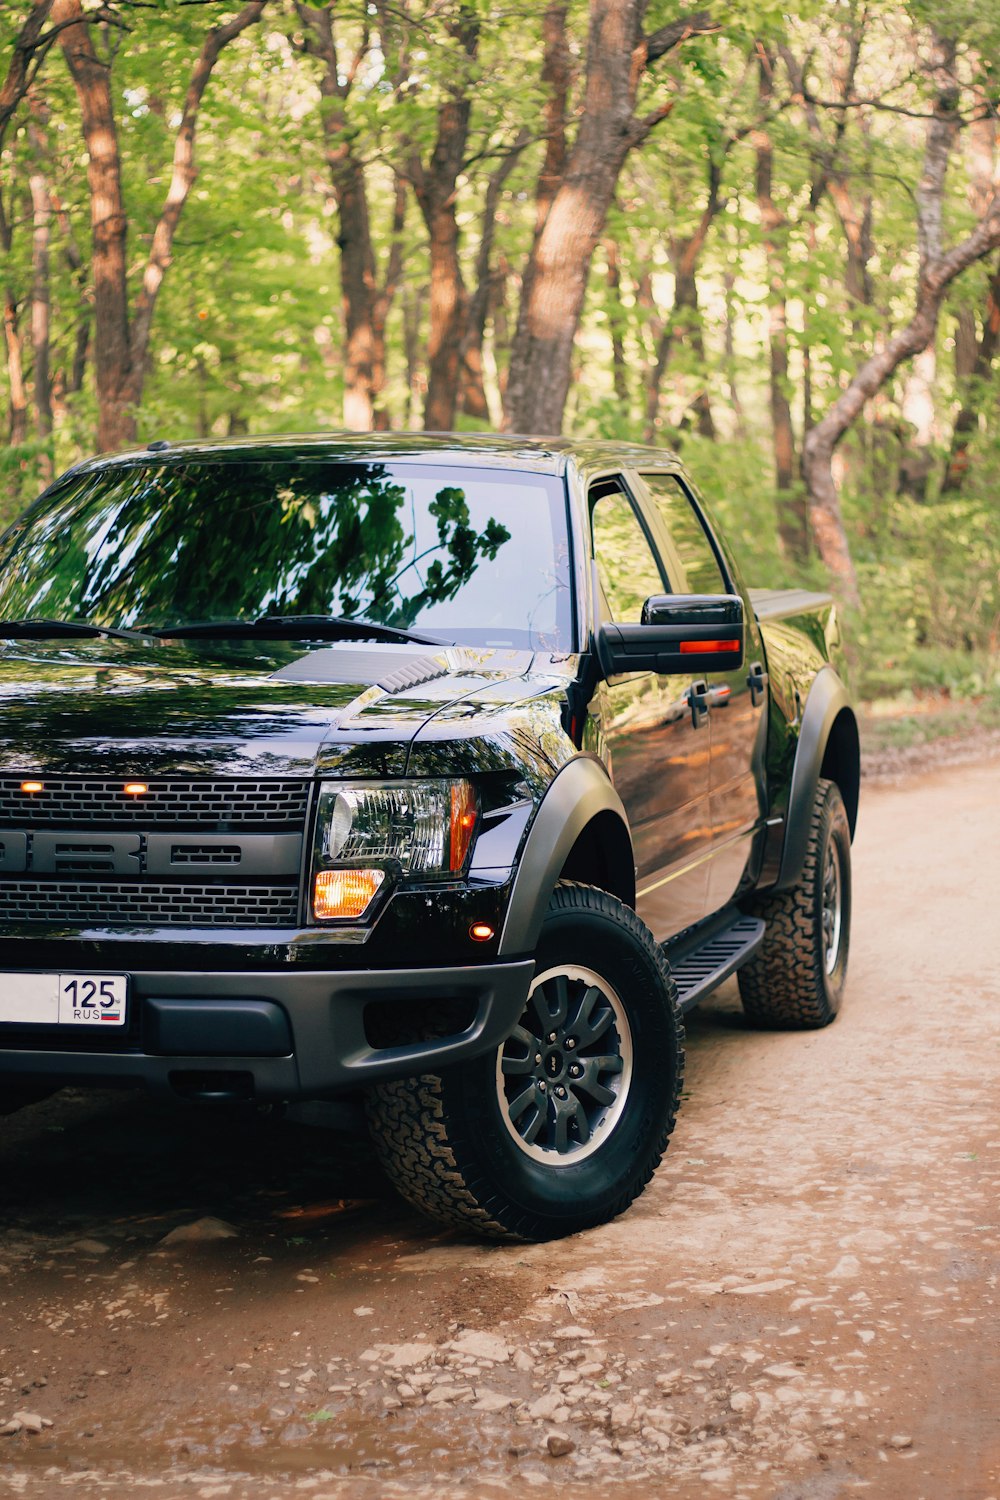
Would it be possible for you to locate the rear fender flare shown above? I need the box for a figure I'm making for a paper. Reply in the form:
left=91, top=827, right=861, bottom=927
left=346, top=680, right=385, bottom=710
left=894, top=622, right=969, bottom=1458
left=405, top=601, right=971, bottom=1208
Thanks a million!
left=498, top=757, right=635, bottom=957
left=776, top=666, right=859, bottom=890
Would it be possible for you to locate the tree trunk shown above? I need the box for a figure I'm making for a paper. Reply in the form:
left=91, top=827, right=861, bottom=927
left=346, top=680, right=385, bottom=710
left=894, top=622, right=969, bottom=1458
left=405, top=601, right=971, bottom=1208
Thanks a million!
left=502, top=0, right=637, bottom=434
left=402, top=283, right=425, bottom=428
left=0, top=1, right=55, bottom=153
left=942, top=255, right=1000, bottom=491
left=459, top=134, right=529, bottom=422
left=3, top=287, right=28, bottom=445
left=27, top=153, right=53, bottom=457
left=400, top=7, right=479, bottom=431
left=57, top=0, right=267, bottom=450
left=54, top=0, right=132, bottom=450
left=370, top=177, right=407, bottom=431
left=422, top=208, right=468, bottom=430
left=755, top=56, right=806, bottom=558
left=722, top=264, right=747, bottom=439
left=503, top=4, right=718, bottom=434
left=336, top=153, right=380, bottom=431
left=605, top=237, right=628, bottom=405
left=296, top=3, right=380, bottom=430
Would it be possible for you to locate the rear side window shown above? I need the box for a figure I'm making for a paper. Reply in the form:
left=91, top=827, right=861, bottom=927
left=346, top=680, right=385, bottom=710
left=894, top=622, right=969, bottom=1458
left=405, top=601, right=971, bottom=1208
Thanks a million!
left=590, top=487, right=664, bottom=623
left=640, top=473, right=726, bottom=596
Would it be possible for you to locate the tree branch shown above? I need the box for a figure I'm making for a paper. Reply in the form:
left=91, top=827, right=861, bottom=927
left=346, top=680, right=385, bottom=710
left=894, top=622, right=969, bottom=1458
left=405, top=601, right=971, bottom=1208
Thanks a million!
left=0, top=0, right=55, bottom=153
left=643, top=10, right=720, bottom=64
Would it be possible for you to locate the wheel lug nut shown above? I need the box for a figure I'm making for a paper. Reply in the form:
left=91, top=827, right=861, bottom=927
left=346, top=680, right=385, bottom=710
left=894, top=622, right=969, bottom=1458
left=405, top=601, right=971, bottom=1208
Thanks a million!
left=569, top=1064, right=582, bottom=1078
left=565, top=1037, right=576, bottom=1050
left=534, top=1053, right=542, bottom=1065
left=547, top=1032, right=557, bottom=1044
left=555, top=1086, right=567, bottom=1099
left=537, top=1080, right=546, bottom=1092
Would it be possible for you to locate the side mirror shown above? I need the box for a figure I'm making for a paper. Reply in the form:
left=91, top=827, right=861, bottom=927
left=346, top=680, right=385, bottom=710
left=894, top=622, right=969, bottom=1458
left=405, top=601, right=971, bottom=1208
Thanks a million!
left=595, top=594, right=745, bottom=678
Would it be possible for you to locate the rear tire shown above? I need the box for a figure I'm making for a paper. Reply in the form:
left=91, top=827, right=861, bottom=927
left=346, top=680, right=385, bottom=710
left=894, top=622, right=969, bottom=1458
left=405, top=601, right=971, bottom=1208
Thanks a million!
left=738, top=777, right=851, bottom=1029
left=365, top=884, right=684, bottom=1242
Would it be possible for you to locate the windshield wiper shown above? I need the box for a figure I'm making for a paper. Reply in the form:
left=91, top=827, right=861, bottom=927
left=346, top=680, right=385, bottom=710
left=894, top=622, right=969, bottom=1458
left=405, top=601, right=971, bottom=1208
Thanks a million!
left=145, top=614, right=451, bottom=647
left=0, top=617, right=152, bottom=644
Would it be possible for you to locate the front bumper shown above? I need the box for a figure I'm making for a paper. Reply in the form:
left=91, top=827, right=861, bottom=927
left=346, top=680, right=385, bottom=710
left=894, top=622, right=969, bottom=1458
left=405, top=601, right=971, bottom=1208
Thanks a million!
left=0, top=960, right=535, bottom=1101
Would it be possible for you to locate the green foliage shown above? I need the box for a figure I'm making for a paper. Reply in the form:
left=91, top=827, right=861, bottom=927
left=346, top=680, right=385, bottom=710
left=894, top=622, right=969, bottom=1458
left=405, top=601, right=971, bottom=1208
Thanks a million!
left=0, top=0, right=997, bottom=701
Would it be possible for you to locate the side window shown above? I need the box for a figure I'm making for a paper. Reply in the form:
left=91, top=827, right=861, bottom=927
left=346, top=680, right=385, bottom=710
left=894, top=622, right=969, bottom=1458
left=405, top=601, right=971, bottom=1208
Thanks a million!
left=640, top=473, right=726, bottom=596
left=591, top=487, right=664, bottom=623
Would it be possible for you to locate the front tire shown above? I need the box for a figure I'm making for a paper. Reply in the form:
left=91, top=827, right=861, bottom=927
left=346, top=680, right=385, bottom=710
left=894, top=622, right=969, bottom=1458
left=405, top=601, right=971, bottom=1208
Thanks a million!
left=738, top=777, right=852, bottom=1029
left=365, top=884, right=684, bottom=1242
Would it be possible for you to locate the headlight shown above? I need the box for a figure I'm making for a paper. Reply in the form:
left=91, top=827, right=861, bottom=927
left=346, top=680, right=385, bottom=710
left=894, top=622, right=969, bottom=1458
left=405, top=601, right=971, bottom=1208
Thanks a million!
left=310, top=779, right=478, bottom=921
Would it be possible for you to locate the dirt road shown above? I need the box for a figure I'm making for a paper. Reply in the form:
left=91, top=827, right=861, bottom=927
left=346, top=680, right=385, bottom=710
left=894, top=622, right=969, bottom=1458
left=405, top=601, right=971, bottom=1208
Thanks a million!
left=1, top=758, right=998, bottom=1499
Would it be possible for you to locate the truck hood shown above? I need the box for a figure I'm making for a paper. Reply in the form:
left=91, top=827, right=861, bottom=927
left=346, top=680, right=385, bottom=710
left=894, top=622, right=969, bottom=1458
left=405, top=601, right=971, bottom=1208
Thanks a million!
left=0, top=638, right=563, bottom=780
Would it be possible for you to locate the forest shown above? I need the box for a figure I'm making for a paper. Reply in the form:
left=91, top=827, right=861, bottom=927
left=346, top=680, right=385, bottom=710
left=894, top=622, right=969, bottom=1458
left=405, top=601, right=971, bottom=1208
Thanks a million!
left=1, top=0, right=999, bottom=705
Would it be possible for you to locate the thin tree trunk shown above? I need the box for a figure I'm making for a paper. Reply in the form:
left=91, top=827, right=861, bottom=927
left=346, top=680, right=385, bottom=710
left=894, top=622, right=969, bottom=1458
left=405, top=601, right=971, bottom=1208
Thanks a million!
left=755, top=54, right=805, bottom=558
left=391, top=5, right=479, bottom=431
left=402, top=283, right=425, bottom=429
left=3, top=287, right=28, bottom=445
left=942, top=255, right=1000, bottom=491
left=605, top=237, right=628, bottom=405
left=27, top=151, right=53, bottom=457
left=644, top=322, right=676, bottom=443
left=722, top=264, right=747, bottom=439
left=295, top=4, right=379, bottom=430
left=460, top=133, right=528, bottom=421
left=370, top=176, right=407, bottom=430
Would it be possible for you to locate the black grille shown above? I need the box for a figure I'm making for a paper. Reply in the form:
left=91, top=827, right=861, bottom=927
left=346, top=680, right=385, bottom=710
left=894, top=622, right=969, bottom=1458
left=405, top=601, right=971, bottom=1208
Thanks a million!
left=0, top=778, right=309, bottom=830
left=0, top=881, right=299, bottom=927
left=168, top=843, right=243, bottom=865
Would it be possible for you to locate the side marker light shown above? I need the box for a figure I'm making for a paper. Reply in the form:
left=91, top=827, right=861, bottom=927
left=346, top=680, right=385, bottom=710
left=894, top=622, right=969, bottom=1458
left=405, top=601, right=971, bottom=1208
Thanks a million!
left=678, top=639, right=741, bottom=654
left=470, top=922, right=495, bottom=942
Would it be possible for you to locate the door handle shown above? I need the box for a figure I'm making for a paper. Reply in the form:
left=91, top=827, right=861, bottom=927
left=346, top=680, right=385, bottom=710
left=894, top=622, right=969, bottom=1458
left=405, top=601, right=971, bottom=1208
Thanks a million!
left=686, top=680, right=710, bottom=729
left=747, top=661, right=769, bottom=706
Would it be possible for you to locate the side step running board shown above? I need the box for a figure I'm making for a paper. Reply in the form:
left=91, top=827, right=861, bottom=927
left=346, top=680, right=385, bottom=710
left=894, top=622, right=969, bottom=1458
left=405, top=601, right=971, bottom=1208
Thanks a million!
left=666, top=915, right=765, bottom=1013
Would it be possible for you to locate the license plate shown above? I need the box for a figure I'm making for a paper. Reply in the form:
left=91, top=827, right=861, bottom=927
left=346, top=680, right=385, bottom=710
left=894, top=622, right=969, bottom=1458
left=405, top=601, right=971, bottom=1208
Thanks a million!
left=0, top=973, right=128, bottom=1027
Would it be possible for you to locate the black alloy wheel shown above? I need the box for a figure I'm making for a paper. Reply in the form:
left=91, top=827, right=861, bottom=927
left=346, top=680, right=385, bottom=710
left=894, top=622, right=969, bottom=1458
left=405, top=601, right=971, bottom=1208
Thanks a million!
left=366, top=883, right=684, bottom=1242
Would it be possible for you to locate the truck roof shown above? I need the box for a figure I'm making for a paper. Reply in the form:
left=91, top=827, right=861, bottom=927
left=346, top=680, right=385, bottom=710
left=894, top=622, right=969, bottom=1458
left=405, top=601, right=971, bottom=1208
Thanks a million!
left=69, top=431, right=684, bottom=480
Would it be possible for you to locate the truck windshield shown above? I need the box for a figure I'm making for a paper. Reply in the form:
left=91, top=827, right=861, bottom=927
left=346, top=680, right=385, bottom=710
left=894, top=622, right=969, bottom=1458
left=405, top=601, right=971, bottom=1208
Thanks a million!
left=0, top=460, right=573, bottom=652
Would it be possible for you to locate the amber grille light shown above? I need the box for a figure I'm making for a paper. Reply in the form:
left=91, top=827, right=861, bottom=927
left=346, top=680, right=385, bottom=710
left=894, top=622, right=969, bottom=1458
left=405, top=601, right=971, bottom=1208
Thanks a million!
left=20, top=780, right=43, bottom=794
left=313, top=868, right=385, bottom=920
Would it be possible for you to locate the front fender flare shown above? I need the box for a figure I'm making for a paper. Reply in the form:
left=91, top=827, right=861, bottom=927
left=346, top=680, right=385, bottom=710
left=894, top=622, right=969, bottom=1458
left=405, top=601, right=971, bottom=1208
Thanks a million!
left=498, top=757, right=634, bottom=957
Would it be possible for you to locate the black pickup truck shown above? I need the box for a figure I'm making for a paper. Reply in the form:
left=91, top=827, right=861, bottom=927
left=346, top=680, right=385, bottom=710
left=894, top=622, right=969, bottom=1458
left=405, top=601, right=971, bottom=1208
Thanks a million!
left=0, top=435, right=859, bottom=1241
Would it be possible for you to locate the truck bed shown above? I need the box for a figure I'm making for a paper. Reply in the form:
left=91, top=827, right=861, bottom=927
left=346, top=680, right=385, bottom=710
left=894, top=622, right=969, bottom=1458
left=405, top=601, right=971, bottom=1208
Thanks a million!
left=749, top=587, right=834, bottom=623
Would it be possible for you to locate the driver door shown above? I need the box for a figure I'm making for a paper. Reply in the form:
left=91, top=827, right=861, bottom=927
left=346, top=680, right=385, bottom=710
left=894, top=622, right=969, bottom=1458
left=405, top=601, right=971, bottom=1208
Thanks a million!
left=589, top=479, right=715, bottom=942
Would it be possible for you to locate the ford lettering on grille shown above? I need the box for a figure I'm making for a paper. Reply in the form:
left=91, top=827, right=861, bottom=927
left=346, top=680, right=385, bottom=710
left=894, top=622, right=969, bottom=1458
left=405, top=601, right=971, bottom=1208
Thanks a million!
left=0, top=778, right=309, bottom=927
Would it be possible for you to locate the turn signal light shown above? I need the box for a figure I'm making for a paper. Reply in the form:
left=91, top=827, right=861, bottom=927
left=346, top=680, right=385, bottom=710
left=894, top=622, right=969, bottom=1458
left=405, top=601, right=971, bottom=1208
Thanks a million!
left=313, top=868, right=385, bottom=920
left=679, top=639, right=740, bottom=654
left=449, top=780, right=477, bottom=871
left=469, top=922, right=495, bottom=942
left=20, top=780, right=44, bottom=794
